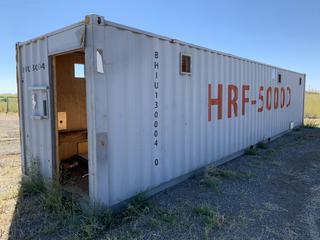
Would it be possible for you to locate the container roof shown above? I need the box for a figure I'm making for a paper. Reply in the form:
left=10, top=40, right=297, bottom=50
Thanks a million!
left=17, top=14, right=305, bottom=76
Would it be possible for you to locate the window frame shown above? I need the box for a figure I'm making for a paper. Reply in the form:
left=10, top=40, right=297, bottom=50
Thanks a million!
left=74, top=63, right=85, bottom=79
left=278, top=73, right=282, bottom=83
left=180, top=52, right=192, bottom=75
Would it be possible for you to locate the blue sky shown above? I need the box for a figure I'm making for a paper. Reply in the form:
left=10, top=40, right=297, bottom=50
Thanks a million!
left=0, top=0, right=319, bottom=93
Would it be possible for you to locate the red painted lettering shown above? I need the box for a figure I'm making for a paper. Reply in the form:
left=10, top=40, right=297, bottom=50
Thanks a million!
left=274, top=87, right=279, bottom=109
left=266, top=87, right=272, bottom=110
left=280, top=87, right=285, bottom=108
left=242, top=85, right=250, bottom=115
left=208, top=83, right=223, bottom=121
left=286, top=87, right=291, bottom=107
left=228, top=85, right=238, bottom=118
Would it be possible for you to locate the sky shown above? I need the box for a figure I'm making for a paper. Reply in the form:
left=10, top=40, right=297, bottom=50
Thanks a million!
left=0, top=0, right=319, bottom=93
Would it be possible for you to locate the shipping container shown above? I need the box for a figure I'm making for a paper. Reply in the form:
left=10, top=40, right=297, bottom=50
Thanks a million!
left=16, top=14, right=306, bottom=207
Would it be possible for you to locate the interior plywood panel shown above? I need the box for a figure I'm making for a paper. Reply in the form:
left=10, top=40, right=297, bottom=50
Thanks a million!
left=55, top=52, right=87, bottom=161
left=55, top=52, right=87, bottom=131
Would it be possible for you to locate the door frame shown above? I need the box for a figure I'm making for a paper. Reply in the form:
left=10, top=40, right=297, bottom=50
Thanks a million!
left=49, top=49, right=89, bottom=182
left=48, top=55, right=57, bottom=178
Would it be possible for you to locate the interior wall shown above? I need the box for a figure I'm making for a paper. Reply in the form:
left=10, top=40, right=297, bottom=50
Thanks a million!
left=55, top=52, right=87, bottom=161
left=55, top=52, right=87, bottom=131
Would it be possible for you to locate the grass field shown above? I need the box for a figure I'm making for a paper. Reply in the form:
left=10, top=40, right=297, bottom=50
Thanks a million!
left=0, top=94, right=18, bottom=113
left=305, top=91, right=320, bottom=118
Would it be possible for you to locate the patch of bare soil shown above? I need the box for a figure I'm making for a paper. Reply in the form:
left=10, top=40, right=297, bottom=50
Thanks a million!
left=0, top=113, right=20, bottom=240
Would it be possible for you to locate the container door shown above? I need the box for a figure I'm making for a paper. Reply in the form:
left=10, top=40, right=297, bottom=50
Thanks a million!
left=17, top=38, right=55, bottom=178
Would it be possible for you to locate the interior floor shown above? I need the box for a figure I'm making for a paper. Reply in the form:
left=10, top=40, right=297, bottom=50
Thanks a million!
left=59, top=155, right=89, bottom=194
left=54, top=51, right=89, bottom=195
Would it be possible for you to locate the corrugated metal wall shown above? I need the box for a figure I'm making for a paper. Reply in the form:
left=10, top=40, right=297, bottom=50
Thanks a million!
left=18, top=39, right=54, bottom=177
left=94, top=23, right=305, bottom=206
left=17, top=23, right=85, bottom=178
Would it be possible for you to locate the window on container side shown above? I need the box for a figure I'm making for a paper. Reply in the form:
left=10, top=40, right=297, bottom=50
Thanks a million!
left=278, top=73, right=282, bottom=83
left=180, top=53, right=192, bottom=75
left=74, top=63, right=85, bottom=79
left=299, top=77, right=302, bottom=85
left=96, top=49, right=104, bottom=73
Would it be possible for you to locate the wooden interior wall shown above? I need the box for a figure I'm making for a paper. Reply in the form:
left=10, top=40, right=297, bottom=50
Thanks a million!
left=55, top=52, right=87, bottom=161
left=55, top=52, right=87, bottom=131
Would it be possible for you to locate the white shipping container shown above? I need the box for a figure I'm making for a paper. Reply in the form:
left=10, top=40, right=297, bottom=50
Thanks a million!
left=16, top=14, right=305, bottom=207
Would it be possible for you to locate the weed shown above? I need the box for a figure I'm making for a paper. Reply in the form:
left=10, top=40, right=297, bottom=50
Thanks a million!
left=40, top=221, right=60, bottom=236
left=20, top=174, right=150, bottom=240
left=201, top=175, right=220, bottom=192
left=120, top=193, right=151, bottom=222
left=206, top=166, right=255, bottom=180
left=195, top=204, right=225, bottom=240
left=39, top=181, right=79, bottom=217
left=148, top=217, right=160, bottom=230
left=153, top=207, right=177, bottom=226
left=245, top=160, right=261, bottom=168
left=75, top=205, right=112, bottom=240
left=160, top=212, right=177, bottom=225
left=21, top=172, right=46, bottom=195
left=244, top=148, right=258, bottom=155
left=257, top=141, right=268, bottom=149
left=303, top=120, right=319, bottom=128
left=218, top=169, right=240, bottom=179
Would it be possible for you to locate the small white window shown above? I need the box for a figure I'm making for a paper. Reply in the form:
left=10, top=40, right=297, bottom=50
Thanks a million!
left=180, top=53, right=192, bottom=75
left=96, top=49, right=104, bottom=73
left=74, top=64, right=85, bottom=78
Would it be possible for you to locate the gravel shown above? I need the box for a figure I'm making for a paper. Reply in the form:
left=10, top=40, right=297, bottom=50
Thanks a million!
left=103, top=128, right=320, bottom=240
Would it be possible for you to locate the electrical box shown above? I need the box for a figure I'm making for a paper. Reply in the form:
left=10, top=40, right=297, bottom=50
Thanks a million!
left=29, top=86, right=49, bottom=120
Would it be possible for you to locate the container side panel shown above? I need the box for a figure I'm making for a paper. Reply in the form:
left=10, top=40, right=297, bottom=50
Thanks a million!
left=96, top=26, right=305, bottom=206
left=18, top=39, right=53, bottom=178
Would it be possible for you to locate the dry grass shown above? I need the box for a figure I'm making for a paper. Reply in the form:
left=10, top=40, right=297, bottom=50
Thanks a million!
left=305, top=91, right=320, bottom=119
left=304, top=118, right=320, bottom=128
left=0, top=94, right=18, bottom=113
left=194, top=203, right=225, bottom=240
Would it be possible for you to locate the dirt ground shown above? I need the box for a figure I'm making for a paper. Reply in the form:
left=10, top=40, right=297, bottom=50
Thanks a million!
left=0, top=113, right=20, bottom=240
left=0, top=113, right=320, bottom=240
